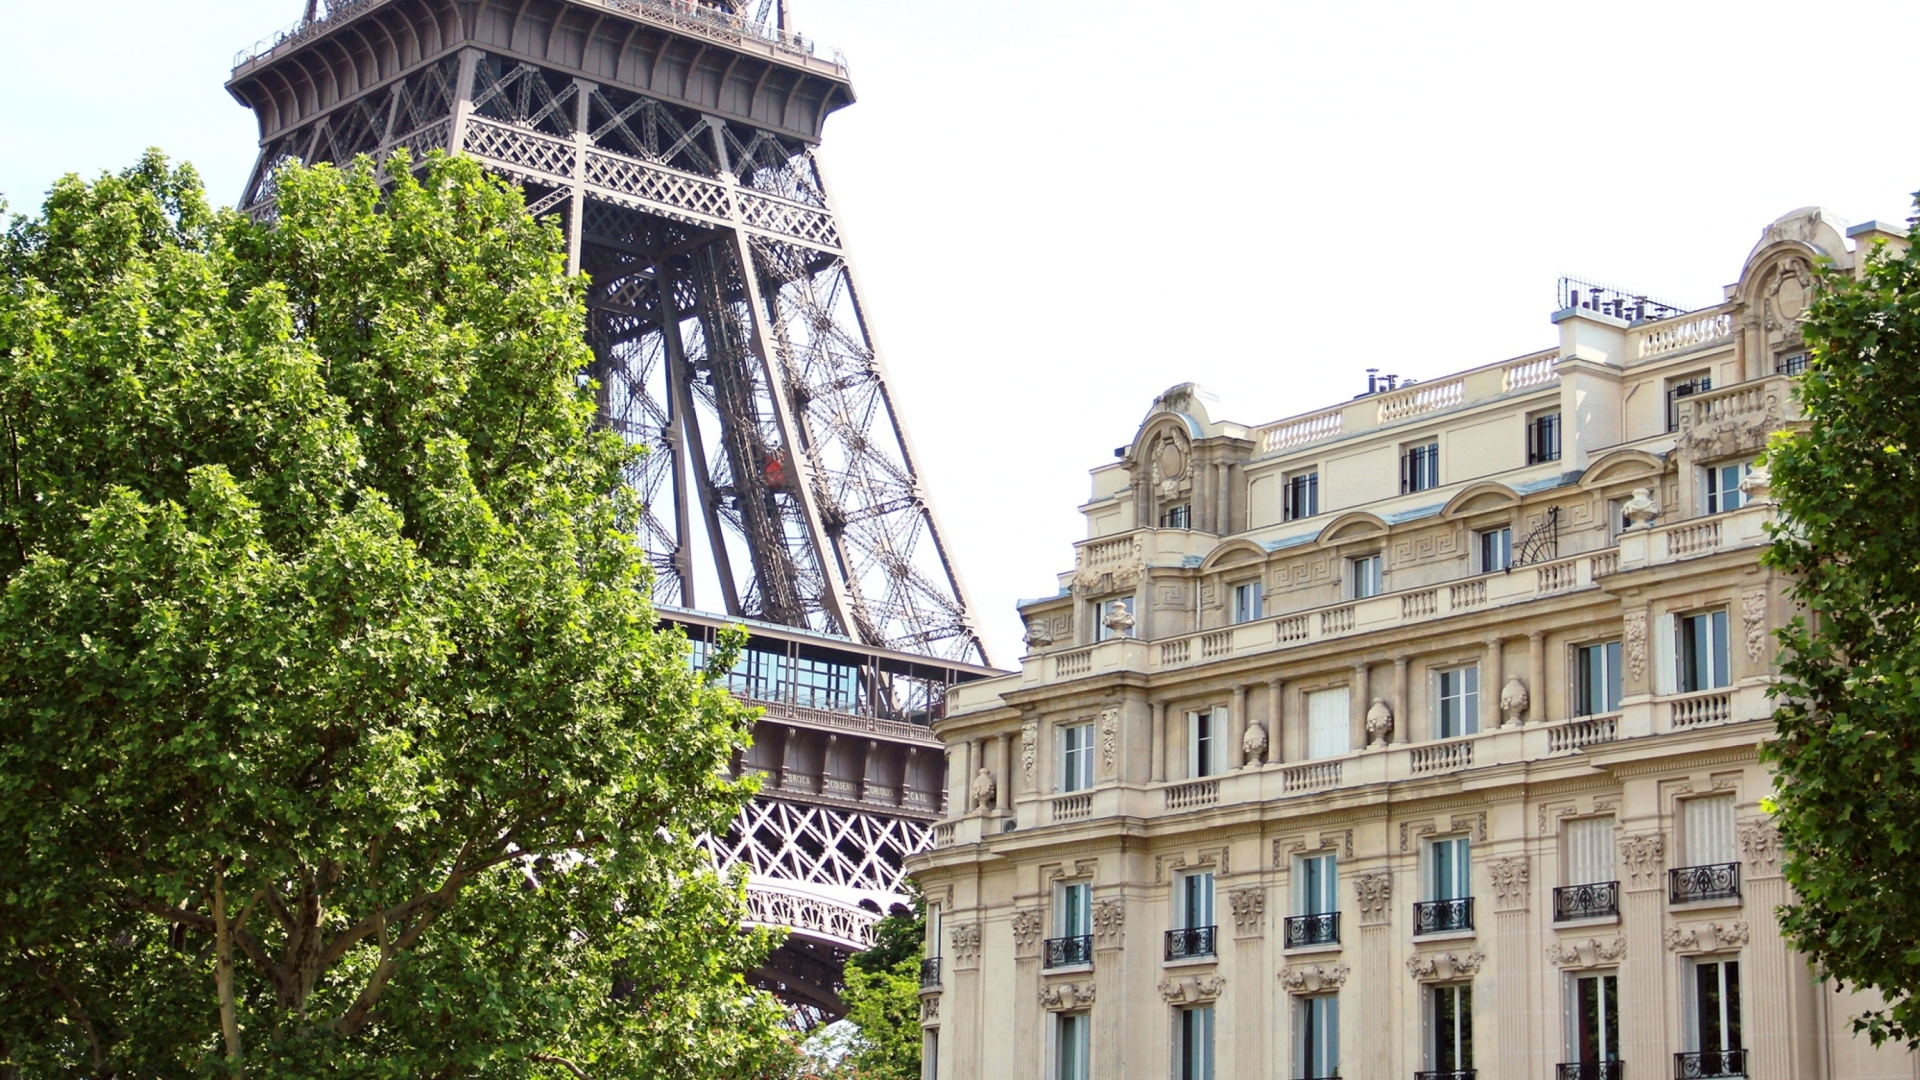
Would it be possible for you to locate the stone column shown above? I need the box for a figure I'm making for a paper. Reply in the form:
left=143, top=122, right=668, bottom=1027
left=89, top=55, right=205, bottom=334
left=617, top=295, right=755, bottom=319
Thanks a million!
left=1741, top=821, right=1815, bottom=1079
left=996, top=732, right=1015, bottom=813
left=1482, top=636, right=1504, bottom=733
left=1012, top=908, right=1043, bottom=1079
left=1357, top=871, right=1393, bottom=1080
left=1265, top=678, right=1285, bottom=764
left=1229, top=685, right=1248, bottom=769
left=1492, top=855, right=1533, bottom=1080
left=1619, top=829, right=1668, bottom=1077
left=1392, top=656, right=1411, bottom=744
left=1350, top=661, right=1371, bottom=750
left=1151, top=701, right=1168, bottom=782
left=1528, top=629, right=1548, bottom=723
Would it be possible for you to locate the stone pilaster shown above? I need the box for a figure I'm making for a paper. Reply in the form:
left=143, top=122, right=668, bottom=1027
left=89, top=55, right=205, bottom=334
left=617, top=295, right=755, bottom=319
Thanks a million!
left=1618, top=831, right=1668, bottom=1077
left=1491, top=855, right=1532, bottom=1080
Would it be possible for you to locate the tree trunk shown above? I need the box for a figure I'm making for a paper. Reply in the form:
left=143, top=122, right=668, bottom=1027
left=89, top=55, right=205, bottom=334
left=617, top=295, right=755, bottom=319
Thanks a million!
left=214, top=864, right=244, bottom=1078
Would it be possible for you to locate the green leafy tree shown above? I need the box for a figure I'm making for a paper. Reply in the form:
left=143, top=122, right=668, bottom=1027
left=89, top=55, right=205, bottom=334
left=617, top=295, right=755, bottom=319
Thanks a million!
left=0, top=151, right=803, bottom=1077
left=1764, top=201, right=1920, bottom=1046
left=817, top=898, right=923, bottom=1080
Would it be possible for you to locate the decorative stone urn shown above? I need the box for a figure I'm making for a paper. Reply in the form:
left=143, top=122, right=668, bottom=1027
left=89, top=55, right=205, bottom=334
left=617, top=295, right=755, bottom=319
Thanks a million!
left=1366, top=699, right=1394, bottom=746
left=1499, top=676, right=1529, bottom=727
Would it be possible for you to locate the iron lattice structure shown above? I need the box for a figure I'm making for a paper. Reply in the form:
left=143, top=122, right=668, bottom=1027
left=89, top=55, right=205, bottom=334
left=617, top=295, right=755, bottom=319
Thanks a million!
left=225, top=0, right=1000, bottom=1019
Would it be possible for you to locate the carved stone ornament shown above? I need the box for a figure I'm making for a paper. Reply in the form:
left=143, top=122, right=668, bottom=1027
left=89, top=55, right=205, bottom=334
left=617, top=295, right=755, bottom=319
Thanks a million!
left=920, top=995, right=939, bottom=1023
left=1666, top=921, right=1750, bottom=954
left=1242, top=721, right=1269, bottom=764
left=1020, top=722, right=1037, bottom=783
left=1012, top=908, right=1043, bottom=957
left=1280, top=962, right=1350, bottom=994
left=1618, top=832, right=1666, bottom=890
left=1742, top=590, right=1769, bottom=665
left=1366, top=699, right=1395, bottom=746
left=1547, top=936, right=1628, bottom=969
left=1355, top=872, right=1393, bottom=925
left=969, top=768, right=996, bottom=812
left=1093, top=899, right=1126, bottom=950
left=1489, top=856, right=1530, bottom=912
left=1228, top=887, right=1266, bottom=938
left=951, top=923, right=981, bottom=969
left=1039, top=981, right=1096, bottom=1010
left=1023, top=619, right=1054, bottom=649
left=1622, top=487, right=1659, bottom=530
left=1160, top=974, right=1226, bottom=1004
left=1406, top=949, right=1486, bottom=981
left=1499, top=677, right=1529, bottom=728
left=1767, top=258, right=1815, bottom=329
left=1624, top=610, right=1648, bottom=683
left=1100, top=709, right=1119, bottom=773
left=1071, top=536, right=1145, bottom=594
left=1739, top=464, right=1772, bottom=504
left=1739, top=822, right=1783, bottom=876
left=1101, top=601, right=1135, bottom=635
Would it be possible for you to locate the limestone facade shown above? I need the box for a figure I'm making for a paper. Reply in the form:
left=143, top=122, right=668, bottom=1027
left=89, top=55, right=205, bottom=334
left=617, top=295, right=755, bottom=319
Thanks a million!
left=907, top=209, right=1919, bottom=1080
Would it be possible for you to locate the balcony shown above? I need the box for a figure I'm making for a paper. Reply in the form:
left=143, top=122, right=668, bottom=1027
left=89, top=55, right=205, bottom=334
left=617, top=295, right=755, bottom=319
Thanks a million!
left=1284, top=912, right=1341, bottom=949
left=1669, top=863, right=1741, bottom=905
left=919, top=956, right=941, bottom=988
left=1414, top=897, right=1474, bottom=935
left=1553, top=881, right=1620, bottom=922
left=1414, top=1071, right=1476, bottom=1080
left=1164, top=925, right=1217, bottom=961
left=1559, top=1062, right=1624, bottom=1080
left=1044, top=934, right=1093, bottom=969
left=1674, top=1050, right=1747, bottom=1079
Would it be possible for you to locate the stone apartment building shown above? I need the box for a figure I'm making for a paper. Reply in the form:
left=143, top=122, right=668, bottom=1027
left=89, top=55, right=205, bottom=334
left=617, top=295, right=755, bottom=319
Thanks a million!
left=905, top=208, right=1919, bottom=1080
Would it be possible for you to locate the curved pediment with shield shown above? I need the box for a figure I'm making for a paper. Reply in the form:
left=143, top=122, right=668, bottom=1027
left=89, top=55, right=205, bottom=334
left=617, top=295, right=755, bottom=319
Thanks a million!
left=1316, top=511, right=1389, bottom=547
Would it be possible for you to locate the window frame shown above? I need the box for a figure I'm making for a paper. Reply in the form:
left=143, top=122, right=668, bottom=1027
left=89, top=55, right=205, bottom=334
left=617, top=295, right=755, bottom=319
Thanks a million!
left=1684, top=957, right=1743, bottom=1056
left=1666, top=373, right=1713, bottom=432
left=1175, top=870, right=1217, bottom=931
left=1162, top=503, right=1192, bottom=530
left=1296, top=994, right=1340, bottom=1080
left=1402, top=439, right=1441, bottom=494
left=1477, top=526, right=1514, bottom=574
left=1305, top=686, right=1351, bottom=760
left=1677, top=608, right=1731, bottom=693
left=1297, top=852, right=1338, bottom=916
left=1426, top=835, right=1472, bottom=902
left=1435, top=664, right=1480, bottom=739
left=1177, top=1005, right=1216, bottom=1080
left=1055, top=880, right=1093, bottom=940
left=1349, top=553, right=1383, bottom=600
left=1575, top=640, right=1623, bottom=717
left=1528, top=410, right=1563, bottom=465
left=1059, top=722, right=1095, bottom=793
left=1428, top=982, right=1474, bottom=1073
left=1284, top=469, right=1321, bottom=521
left=1054, top=1010, right=1091, bottom=1080
left=1232, top=580, right=1264, bottom=625
left=1704, top=461, right=1750, bottom=515
left=1566, top=970, right=1621, bottom=1064
left=1186, top=706, right=1225, bottom=779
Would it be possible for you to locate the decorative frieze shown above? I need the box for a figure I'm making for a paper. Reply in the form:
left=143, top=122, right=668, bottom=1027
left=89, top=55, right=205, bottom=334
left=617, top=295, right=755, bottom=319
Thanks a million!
left=1228, top=887, right=1266, bottom=938
left=1619, top=832, right=1666, bottom=891
left=1547, top=936, right=1628, bottom=968
left=1099, top=708, right=1118, bottom=774
left=1279, top=962, right=1350, bottom=994
left=1356, top=872, right=1393, bottom=925
left=1159, top=974, right=1226, bottom=1004
left=1039, top=981, right=1097, bottom=1010
left=1406, top=949, right=1485, bottom=981
left=1490, top=856, right=1530, bottom=912
left=1092, top=899, right=1126, bottom=950
left=1011, top=908, right=1043, bottom=958
left=1666, top=921, right=1750, bottom=954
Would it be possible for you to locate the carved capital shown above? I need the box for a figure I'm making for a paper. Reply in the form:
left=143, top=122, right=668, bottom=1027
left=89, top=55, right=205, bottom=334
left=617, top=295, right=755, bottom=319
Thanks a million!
left=1739, top=821, right=1782, bottom=878
left=1355, top=872, right=1393, bottom=925
left=951, top=923, right=981, bottom=969
left=920, top=995, right=940, bottom=1023
left=1092, top=899, right=1126, bottom=950
left=1011, top=908, right=1043, bottom=958
left=1618, top=832, right=1666, bottom=891
left=1228, top=887, right=1266, bottom=938
left=1489, top=856, right=1530, bottom=912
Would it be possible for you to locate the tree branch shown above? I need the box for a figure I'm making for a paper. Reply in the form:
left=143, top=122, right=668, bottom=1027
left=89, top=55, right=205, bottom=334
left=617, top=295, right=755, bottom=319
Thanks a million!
left=530, top=1054, right=591, bottom=1080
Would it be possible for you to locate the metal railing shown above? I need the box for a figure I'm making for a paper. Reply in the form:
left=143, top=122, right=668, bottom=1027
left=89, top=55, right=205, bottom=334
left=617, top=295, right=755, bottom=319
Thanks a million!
left=1164, top=925, right=1217, bottom=961
left=1674, top=1050, right=1746, bottom=1079
left=1284, top=912, right=1340, bottom=948
left=1044, top=934, right=1093, bottom=969
left=1414, top=897, right=1474, bottom=935
left=1670, top=863, right=1741, bottom=904
left=1559, top=1062, right=1624, bottom=1080
left=1553, top=881, right=1620, bottom=922
left=919, top=956, right=941, bottom=988
left=1414, top=1071, right=1476, bottom=1080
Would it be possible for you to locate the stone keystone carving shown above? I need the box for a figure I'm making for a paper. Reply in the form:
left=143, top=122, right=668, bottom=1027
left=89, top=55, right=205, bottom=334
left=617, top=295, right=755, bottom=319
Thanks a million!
left=1020, top=722, right=1037, bottom=783
left=1500, top=677, right=1529, bottom=728
left=1666, top=921, right=1750, bottom=954
left=1622, top=487, right=1659, bottom=529
left=1618, top=832, right=1666, bottom=890
left=1355, top=872, right=1393, bottom=925
left=1039, top=981, right=1096, bottom=1010
left=1011, top=908, right=1043, bottom=957
left=1489, top=856, right=1530, bottom=911
left=1242, top=721, right=1269, bottom=765
left=1159, top=974, right=1226, bottom=1004
left=1228, top=887, right=1266, bottom=937
left=1280, top=962, right=1350, bottom=994
left=951, top=923, right=981, bottom=969
left=1366, top=699, right=1395, bottom=746
left=1092, top=899, right=1126, bottom=949
left=1406, top=949, right=1485, bottom=981
left=969, top=768, right=996, bottom=811
left=1547, top=936, right=1628, bottom=968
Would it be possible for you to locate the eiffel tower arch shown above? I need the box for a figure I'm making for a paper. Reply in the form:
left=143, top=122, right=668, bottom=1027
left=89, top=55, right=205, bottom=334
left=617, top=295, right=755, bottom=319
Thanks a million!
left=226, top=0, right=999, bottom=1020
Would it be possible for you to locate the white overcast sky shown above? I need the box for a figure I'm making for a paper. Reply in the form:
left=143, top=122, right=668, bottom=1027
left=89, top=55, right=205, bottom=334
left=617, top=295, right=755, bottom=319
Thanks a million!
left=4, top=0, right=1920, bottom=665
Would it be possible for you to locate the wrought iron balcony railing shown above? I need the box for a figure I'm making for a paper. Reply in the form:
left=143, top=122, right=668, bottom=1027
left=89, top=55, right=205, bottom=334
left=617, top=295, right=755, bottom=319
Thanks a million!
left=1414, top=1070, right=1476, bottom=1080
left=1559, top=1061, right=1624, bottom=1080
left=919, top=956, right=941, bottom=988
left=1414, top=897, right=1474, bottom=935
left=1553, top=881, right=1620, bottom=921
left=1164, top=925, right=1217, bottom=961
left=1669, top=863, right=1741, bottom=904
left=1044, top=934, right=1093, bottom=969
left=1285, top=912, right=1341, bottom=948
left=1674, top=1049, right=1746, bottom=1079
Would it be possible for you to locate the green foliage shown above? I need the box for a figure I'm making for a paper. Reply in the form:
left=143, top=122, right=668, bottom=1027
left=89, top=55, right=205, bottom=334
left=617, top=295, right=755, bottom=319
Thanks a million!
left=0, top=151, right=802, bottom=1076
left=1763, top=196, right=1920, bottom=1047
left=818, top=895, right=922, bottom=1080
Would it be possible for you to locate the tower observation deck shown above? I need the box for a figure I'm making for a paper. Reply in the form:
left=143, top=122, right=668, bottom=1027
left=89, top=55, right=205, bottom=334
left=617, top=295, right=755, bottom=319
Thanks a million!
left=226, top=0, right=999, bottom=1020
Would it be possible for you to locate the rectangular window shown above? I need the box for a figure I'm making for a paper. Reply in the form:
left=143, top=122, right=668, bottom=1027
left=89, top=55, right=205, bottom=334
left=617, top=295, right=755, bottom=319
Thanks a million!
left=1060, top=723, right=1094, bottom=793
left=1177, top=871, right=1216, bottom=931
left=1162, top=503, right=1192, bottom=529
left=928, top=905, right=944, bottom=958
left=1569, top=972, right=1620, bottom=1064
left=1705, top=463, right=1749, bottom=514
left=1403, top=441, right=1441, bottom=494
left=1349, top=554, right=1383, bottom=599
left=1299, top=854, right=1338, bottom=916
left=1437, top=665, right=1479, bottom=739
left=1577, top=641, right=1623, bottom=716
left=1679, top=609, right=1731, bottom=693
left=1430, top=983, right=1474, bottom=1073
left=1689, top=959, right=1743, bottom=1057
left=1056, top=1012, right=1090, bottom=1080
left=1179, top=1006, right=1215, bottom=1080
left=1297, top=995, right=1339, bottom=1080
left=1776, top=351, right=1809, bottom=376
left=1478, top=527, right=1513, bottom=573
left=1094, top=596, right=1135, bottom=642
left=1683, top=795, right=1737, bottom=867
left=1564, top=817, right=1617, bottom=886
left=1430, top=836, right=1471, bottom=902
left=925, top=1028, right=940, bottom=1080
left=1233, top=581, right=1264, bottom=624
left=1057, top=882, right=1091, bottom=939
left=1187, top=707, right=1224, bottom=779
left=1306, top=687, right=1350, bottom=760
left=1285, top=470, right=1321, bottom=521
left=1668, top=374, right=1712, bottom=431
left=1529, top=411, right=1563, bottom=464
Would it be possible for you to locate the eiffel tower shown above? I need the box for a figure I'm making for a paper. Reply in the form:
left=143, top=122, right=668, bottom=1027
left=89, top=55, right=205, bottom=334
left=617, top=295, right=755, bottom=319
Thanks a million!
left=227, top=0, right=996, bottom=1020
